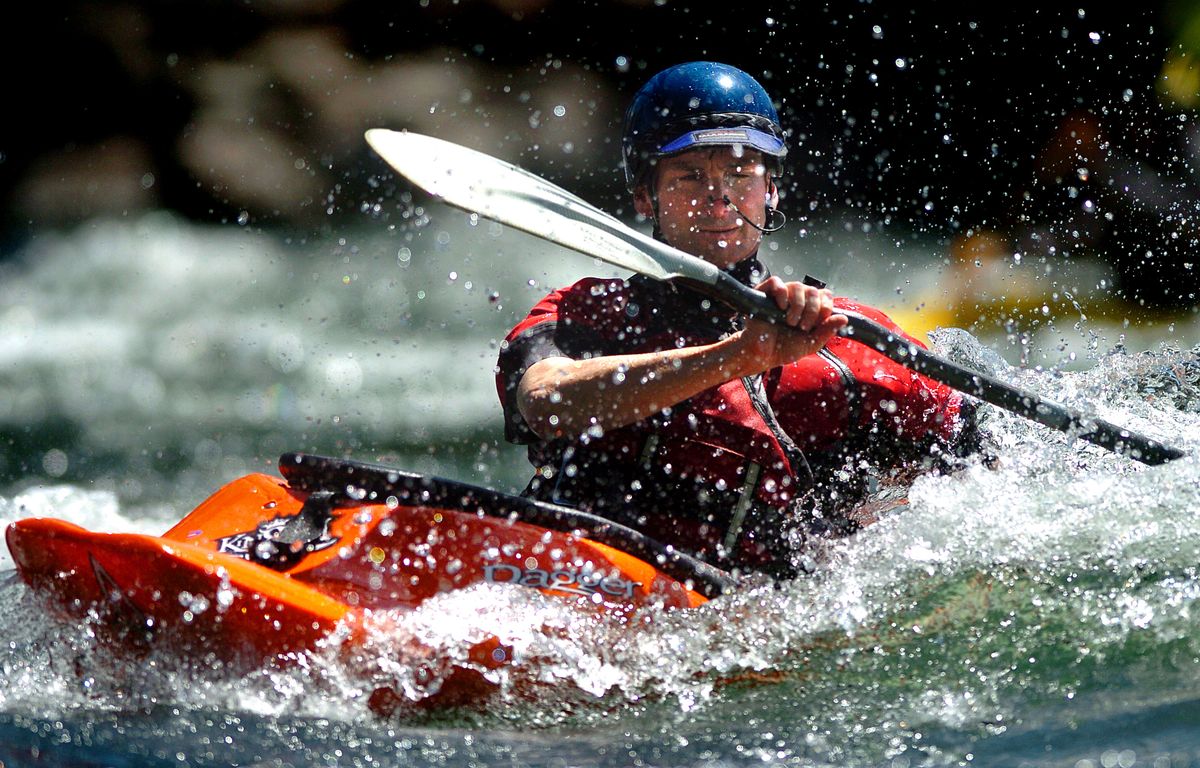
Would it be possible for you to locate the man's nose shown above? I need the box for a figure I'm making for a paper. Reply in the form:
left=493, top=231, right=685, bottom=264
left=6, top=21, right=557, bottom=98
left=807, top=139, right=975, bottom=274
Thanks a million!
left=705, top=183, right=734, bottom=210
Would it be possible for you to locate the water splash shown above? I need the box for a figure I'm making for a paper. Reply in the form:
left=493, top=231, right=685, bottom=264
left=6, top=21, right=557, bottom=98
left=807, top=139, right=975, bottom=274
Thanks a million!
left=5, top=217, right=1200, bottom=764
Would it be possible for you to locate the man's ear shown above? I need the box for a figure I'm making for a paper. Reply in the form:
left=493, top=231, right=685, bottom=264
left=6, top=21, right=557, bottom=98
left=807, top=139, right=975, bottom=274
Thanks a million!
left=633, top=184, right=656, bottom=219
left=766, top=179, right=780, bottom=209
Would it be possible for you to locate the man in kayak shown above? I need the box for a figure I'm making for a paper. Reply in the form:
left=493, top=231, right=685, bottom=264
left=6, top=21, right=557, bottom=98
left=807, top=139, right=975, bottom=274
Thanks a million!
left=497, top=62, right=972, bottom=577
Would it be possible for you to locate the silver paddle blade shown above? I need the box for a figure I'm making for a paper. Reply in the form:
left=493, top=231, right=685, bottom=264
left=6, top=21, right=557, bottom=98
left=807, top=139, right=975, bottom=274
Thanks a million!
left=364, top=129, right=720, bottom=285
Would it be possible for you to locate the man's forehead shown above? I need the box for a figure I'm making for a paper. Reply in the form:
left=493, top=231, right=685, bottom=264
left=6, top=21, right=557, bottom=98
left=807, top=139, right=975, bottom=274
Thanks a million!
left=658, top=147, right=766, bottom=170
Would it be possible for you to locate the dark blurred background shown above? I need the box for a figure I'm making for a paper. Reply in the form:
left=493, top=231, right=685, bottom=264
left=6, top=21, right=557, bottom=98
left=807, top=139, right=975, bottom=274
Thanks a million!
left=5, top=0, right=1200, bottom=309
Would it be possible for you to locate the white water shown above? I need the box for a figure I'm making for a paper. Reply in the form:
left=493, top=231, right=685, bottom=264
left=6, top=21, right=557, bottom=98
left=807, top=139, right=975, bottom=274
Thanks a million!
left=3, top=213, right=1200, bottom=765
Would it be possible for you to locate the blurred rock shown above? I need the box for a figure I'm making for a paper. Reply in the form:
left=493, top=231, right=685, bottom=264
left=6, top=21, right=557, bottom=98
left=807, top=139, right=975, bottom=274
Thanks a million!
left=13, top=136, right=160, bottom=223
left=170, top=26, right=619, bottom=224
left=3, top=0, right=644, bottom=235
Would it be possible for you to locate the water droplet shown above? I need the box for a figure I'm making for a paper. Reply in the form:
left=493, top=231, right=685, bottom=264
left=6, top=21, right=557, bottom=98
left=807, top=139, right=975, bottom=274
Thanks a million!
left=42, top=449, right=68, bottom=478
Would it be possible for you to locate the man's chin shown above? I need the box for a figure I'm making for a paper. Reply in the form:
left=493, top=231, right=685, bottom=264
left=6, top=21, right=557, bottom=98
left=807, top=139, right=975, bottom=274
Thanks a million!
left=664, top=230, right=759, bottom=266
left=693, top=242, right=755, bottom=268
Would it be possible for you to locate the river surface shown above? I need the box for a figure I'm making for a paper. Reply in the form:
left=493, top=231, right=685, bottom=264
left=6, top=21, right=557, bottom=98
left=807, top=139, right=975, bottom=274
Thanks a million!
left=3, top=211, right=1200, bottom=767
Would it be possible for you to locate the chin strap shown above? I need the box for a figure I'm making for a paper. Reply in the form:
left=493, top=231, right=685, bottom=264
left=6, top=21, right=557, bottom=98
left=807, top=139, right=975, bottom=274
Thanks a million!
left=722, top=195, right=787, bottom=234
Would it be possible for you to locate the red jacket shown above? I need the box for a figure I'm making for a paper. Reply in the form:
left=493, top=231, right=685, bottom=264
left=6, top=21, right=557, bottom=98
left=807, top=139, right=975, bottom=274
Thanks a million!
left=496, top=269, right=965, bottom=569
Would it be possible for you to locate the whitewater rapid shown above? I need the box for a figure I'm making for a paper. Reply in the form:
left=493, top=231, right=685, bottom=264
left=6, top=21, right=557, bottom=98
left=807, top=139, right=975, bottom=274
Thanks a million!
left=3, top=213, right=1200, bottom=766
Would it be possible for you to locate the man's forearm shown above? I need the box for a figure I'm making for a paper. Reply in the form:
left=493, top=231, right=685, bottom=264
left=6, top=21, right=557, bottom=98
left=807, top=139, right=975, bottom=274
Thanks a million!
left=517, top=336, right=754, bottom=440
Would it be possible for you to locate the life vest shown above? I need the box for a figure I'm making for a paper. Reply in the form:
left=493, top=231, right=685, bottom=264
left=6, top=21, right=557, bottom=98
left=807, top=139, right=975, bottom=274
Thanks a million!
left=496, top=271, right=965, bottom=570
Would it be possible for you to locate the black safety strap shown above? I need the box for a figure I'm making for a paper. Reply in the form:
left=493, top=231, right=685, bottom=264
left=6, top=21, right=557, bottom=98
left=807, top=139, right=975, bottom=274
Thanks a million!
left=801, top=273, right=864, bottom=448
left=278, top=453, right=737, bottom=597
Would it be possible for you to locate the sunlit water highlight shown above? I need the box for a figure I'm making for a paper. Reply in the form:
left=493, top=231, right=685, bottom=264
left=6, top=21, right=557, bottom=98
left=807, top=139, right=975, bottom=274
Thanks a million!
left=3, top=214, right=1200, bottom=766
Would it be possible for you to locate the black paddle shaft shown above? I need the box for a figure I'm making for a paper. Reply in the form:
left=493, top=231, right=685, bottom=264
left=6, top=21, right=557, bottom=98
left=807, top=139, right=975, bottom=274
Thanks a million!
left=708, top=272, right=1186, bottom=466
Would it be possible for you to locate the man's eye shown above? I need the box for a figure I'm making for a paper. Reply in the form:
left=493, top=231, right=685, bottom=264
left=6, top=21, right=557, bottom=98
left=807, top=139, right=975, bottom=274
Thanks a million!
left=730, top=165, right=765, bottom=178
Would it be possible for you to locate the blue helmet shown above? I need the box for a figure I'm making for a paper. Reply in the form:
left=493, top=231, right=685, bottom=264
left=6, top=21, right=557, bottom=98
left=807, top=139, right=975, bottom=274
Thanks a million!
left=622, top=62, right=788, bottom=191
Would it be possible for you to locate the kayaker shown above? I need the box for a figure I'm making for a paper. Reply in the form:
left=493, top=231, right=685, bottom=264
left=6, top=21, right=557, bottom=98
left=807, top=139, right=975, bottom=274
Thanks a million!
left=497, top=61, right=974, bottom=577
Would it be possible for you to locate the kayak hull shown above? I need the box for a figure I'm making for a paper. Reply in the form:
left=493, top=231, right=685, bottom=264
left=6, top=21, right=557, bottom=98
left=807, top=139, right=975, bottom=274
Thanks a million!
left=7, top=517, right=351, bottom=658
left=161, top=472, right=706, bottom=614
left=5, top=456, right=712, bottom=686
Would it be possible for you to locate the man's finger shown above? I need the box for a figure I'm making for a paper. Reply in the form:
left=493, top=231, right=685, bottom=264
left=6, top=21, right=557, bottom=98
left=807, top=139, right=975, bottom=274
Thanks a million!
left=798, top=287, right=825, bottom=331
left=785, top=283, right=808, bottom=326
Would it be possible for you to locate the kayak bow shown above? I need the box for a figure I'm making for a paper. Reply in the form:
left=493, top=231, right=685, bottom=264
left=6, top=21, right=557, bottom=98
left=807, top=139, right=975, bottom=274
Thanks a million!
left=6, top=454, right=726, bottom=681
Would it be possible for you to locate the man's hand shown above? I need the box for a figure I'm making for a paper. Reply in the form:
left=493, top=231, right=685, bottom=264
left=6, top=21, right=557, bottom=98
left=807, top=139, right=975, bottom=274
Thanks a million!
left=733, top=277, right=848, bottom=369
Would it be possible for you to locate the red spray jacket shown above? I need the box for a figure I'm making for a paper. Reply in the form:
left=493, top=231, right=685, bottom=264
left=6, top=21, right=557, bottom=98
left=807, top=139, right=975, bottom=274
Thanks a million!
left=496, top=268, right=966, bottom=516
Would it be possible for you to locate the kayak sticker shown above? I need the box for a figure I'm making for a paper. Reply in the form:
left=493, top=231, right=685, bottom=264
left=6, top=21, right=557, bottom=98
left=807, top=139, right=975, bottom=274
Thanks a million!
left=484, top=563, right=642, bottom=599
left=216, top=514, right=338, bottom=560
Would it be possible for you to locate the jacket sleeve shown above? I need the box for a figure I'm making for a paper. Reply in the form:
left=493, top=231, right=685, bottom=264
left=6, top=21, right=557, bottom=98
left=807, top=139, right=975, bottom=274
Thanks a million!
left=496, top=289, right=568, bottom=444
left=834, top=299, right=969, bottom=447
left=495, top=277, right=637, bottom=444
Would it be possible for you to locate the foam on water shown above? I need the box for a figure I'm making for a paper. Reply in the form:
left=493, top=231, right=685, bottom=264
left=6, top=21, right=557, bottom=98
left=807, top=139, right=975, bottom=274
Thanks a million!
left=5, top=215, right=1200, bottom=765
left=2, top=381, right=1198, bottom=765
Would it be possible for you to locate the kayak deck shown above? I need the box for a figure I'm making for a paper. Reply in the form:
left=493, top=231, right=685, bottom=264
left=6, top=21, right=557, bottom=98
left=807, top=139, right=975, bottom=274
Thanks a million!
left=5, top=454, right=715, bottom=672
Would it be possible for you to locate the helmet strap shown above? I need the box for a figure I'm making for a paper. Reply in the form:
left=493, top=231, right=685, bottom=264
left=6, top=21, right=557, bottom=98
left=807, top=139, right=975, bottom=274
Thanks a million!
left=635, top=177, right=666, bottom=241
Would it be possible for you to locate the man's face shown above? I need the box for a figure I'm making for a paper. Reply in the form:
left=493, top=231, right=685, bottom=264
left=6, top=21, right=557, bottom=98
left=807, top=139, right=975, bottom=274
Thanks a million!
left=635, top=147, right=776, bottom=269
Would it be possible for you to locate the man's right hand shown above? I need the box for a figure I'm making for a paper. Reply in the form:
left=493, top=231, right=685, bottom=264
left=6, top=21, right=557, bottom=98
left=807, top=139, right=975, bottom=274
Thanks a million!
left=732, top=277, right=848, bottom=370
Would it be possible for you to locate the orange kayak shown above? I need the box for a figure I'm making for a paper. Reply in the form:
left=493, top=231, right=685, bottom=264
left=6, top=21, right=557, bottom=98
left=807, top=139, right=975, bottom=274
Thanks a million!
left=5, top=453, right=730, bottom=707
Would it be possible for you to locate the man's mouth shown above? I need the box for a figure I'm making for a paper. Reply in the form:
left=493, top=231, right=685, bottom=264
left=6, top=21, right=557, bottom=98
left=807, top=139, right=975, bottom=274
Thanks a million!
left=695, top=223, right=741, bottom=233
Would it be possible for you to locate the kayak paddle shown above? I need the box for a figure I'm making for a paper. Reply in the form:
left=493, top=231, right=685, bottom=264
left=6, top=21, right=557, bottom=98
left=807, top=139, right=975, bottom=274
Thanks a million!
left=364, top=129, right=1186, bottom=466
